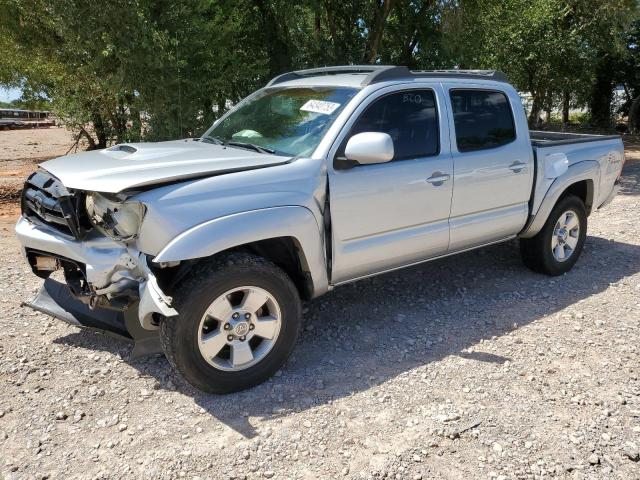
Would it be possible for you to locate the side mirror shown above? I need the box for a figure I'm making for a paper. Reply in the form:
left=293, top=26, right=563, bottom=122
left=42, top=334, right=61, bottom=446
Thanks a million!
left=344, top=132, right=394, bottom=165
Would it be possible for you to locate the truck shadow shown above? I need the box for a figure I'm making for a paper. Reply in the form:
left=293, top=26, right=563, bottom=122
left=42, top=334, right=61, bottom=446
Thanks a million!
left=619, top=157, right=640, bottom=196
left=55, top=234, right=640, bottom=439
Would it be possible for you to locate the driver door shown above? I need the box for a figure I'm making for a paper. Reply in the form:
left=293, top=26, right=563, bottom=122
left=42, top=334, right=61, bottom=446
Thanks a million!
left=328, top=85, right=453, bottom=284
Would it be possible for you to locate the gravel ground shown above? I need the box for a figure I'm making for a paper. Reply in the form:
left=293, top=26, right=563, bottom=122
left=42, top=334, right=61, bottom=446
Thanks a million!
left=0, top=147, right=639, bottom=480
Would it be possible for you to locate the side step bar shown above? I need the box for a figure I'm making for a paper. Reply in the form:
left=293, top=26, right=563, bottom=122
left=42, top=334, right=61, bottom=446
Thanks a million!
left=23, top=278, right=162, bottom=358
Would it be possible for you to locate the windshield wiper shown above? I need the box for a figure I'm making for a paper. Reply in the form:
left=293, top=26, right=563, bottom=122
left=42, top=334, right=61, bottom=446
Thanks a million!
left=199, top=135, right=224, bottom=145
left=225, top=141, right=275, bottom=155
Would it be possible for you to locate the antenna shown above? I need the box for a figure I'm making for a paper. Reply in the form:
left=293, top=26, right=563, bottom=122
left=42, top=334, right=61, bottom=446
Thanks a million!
left=176, top=33, right=183, bottom=138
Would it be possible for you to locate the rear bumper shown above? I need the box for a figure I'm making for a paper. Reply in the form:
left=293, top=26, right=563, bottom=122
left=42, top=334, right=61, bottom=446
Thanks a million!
left=24, top=278, right=161, bottom=357
left=15, top=216, right=177, bottom=329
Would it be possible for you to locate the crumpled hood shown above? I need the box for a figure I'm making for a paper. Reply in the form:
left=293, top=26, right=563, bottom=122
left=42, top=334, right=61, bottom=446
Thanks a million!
left=40, top=139, right=291, bottom=193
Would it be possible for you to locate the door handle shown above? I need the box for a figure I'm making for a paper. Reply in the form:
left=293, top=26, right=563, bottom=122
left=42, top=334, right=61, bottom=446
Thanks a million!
left=426, top=173, right=451, bottom=185
left=509, top=161, right=526, bottom=173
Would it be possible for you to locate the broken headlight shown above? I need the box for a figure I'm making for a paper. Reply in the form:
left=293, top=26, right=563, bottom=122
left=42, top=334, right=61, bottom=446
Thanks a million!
left=85, top=192, right=146, bottom=240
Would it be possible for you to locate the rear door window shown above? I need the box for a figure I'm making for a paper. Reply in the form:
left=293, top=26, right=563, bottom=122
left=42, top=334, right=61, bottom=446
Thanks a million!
left=450, top=90, right=516, bottom=152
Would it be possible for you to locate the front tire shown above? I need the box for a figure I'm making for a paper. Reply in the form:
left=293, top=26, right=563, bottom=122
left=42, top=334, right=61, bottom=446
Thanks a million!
left=520, top=194, right=587, bottom=276
left=160, top=252, right=302, bottom=394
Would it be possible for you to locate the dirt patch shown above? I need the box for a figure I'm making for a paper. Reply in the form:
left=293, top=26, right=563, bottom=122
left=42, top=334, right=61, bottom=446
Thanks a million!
left=0, top=126, right=81, bottom=161
left=0, top=127, right=88, bottom=217
left=0, top=201, right=20, bottom=220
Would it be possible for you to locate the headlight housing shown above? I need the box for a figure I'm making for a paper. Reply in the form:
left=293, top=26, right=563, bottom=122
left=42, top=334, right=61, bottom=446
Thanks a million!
left=85, top=192, right=146, bottom=240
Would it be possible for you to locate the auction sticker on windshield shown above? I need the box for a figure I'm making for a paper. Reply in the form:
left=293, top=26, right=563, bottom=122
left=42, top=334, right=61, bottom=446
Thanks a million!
left=300, top=99, right=341, bottom=115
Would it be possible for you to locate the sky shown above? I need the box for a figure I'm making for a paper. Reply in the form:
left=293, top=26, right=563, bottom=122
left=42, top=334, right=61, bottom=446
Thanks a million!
left=0, top=87, right=22, bottom=103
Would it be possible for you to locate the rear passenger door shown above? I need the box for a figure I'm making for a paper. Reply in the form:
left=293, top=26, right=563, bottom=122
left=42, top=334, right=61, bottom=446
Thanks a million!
left=328, top=85, right=453, bottom=283
left=444, top=85, right=533, bottom=251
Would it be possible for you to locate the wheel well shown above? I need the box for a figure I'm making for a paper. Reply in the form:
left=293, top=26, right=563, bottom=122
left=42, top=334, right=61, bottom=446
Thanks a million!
left=239, top=237, right=313, bottom=300
left=154, top=237, right=314, bottom=301
left=560, top=180, right=594, bottom=215
left=238, top=237, right=312, bottom=300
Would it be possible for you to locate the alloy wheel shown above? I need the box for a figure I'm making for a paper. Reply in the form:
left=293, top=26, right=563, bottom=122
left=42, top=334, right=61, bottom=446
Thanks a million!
left=197, top=286, right=282, bottom=371
left=551, top=210, right=580, bottom=262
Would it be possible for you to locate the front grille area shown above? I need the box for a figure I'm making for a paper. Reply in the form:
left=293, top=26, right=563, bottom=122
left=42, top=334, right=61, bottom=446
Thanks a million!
left=21, top=170, right=90, bottom=238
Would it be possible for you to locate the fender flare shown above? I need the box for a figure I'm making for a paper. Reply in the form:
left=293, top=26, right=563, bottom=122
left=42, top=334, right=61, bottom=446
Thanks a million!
left=520, top=160, right=599, bottom=238
left=152, top=206, right=329, bottom=297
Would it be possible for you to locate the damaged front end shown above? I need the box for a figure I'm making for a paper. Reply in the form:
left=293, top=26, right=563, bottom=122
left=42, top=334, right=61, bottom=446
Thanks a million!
left=17, top=170, right=178, bottom=357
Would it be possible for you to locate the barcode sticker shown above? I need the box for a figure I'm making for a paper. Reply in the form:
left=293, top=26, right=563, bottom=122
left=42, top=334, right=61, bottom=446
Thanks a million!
left=300, top=100, right=341, bottom=115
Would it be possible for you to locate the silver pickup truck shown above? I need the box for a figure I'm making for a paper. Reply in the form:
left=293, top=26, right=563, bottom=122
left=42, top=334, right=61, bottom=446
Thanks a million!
left=16, top=66, right=624, bottom=393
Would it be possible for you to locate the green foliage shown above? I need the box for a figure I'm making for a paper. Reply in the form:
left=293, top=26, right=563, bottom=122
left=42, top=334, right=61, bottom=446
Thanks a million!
left=0, top=0, right=638, bottom=146
left=0, top=97, right=51, bottom=111
left=569, top=112, right=593, bottom=125
left=451, top=0, right=637, bottom=125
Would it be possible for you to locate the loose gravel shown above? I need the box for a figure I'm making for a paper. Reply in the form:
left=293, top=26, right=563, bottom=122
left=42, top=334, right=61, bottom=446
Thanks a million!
left=0, top=151, right=639, bottom=480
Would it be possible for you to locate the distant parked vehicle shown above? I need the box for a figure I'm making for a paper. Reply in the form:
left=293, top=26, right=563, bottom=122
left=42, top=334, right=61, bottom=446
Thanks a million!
left=0, top=119, right=17, bottom=129
left=0, top=109, right=53, bottom=129
left=16, top=66, right=624, bottom=393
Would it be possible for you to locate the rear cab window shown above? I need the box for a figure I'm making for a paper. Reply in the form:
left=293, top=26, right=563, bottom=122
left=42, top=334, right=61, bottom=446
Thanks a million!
left=449, top=89, right=516, bottom=152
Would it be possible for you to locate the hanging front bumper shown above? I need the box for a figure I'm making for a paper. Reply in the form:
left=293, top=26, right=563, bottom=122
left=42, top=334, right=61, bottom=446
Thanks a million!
left=15, top=216, right=178, bottom=331
left=23, top=278, right=162, bottom=357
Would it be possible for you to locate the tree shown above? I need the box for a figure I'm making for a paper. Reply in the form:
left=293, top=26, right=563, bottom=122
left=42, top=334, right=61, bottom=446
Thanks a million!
left=377, top=0, right=442, bottom=68
left=582, top=2, right=638, bottom=127
left=363, top=0, right=397, bottom=63
left=450, top=0, right=637, bottom=127
left=1, top=0, right=638, bottom=146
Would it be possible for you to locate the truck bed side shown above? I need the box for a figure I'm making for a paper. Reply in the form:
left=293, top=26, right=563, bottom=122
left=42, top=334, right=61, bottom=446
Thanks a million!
left=523, top=132, right=624, bottom=237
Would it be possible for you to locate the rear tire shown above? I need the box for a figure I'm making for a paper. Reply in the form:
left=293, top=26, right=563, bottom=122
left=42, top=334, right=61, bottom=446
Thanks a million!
left=160, top=252, right=302, bottom=394
left=520, top=195, right=587, bottom=276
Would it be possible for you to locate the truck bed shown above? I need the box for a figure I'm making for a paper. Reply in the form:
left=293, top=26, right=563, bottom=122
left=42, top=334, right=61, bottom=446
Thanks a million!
left=530, top=130, right=620, bottom=147
left=528, top=130, right=624, bottom=218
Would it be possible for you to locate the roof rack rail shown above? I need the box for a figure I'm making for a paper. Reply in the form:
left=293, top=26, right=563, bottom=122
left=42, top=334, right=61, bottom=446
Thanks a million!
left=412, top=69, right=509, bottom=83
left=266, top=65, right=508, bottom=87
left=265, top=65, right=398, bottom=87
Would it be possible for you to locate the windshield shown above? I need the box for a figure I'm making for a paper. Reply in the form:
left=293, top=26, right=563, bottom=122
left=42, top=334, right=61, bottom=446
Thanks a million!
left=202, top=86, right=359, bottom=157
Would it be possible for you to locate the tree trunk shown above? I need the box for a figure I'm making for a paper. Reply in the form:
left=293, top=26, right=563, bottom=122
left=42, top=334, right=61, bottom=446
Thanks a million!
left=629, top=95, right=640, bottom=134
left=589, top=55, right=615, bottom=128
left=125, top=93, right=142, bottom=142
left=364, top=0, right=396, bottom=64
left=324, top=2, right=339, bottom=59
left=202, top=98, right=214, bottom=129
left=545, top=89, right=552, bottom=124
left=314, top=7, right=321, bottom=42
left=92, top=113, right=107, bottom=149
left=78, top=127, right=96, bottom=151
left=397, top=1, right=432, bottom=68
left=399, top=32, right=419, bottom=68
left=215, top=98, right=227, bottom=120
left=528, top=93, right=543, bottom=127
left=254, top=0, right=291, bottom=77
left=562, top=91, right=570, bottom=124
left=112, top=98, right=127, bottom=144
